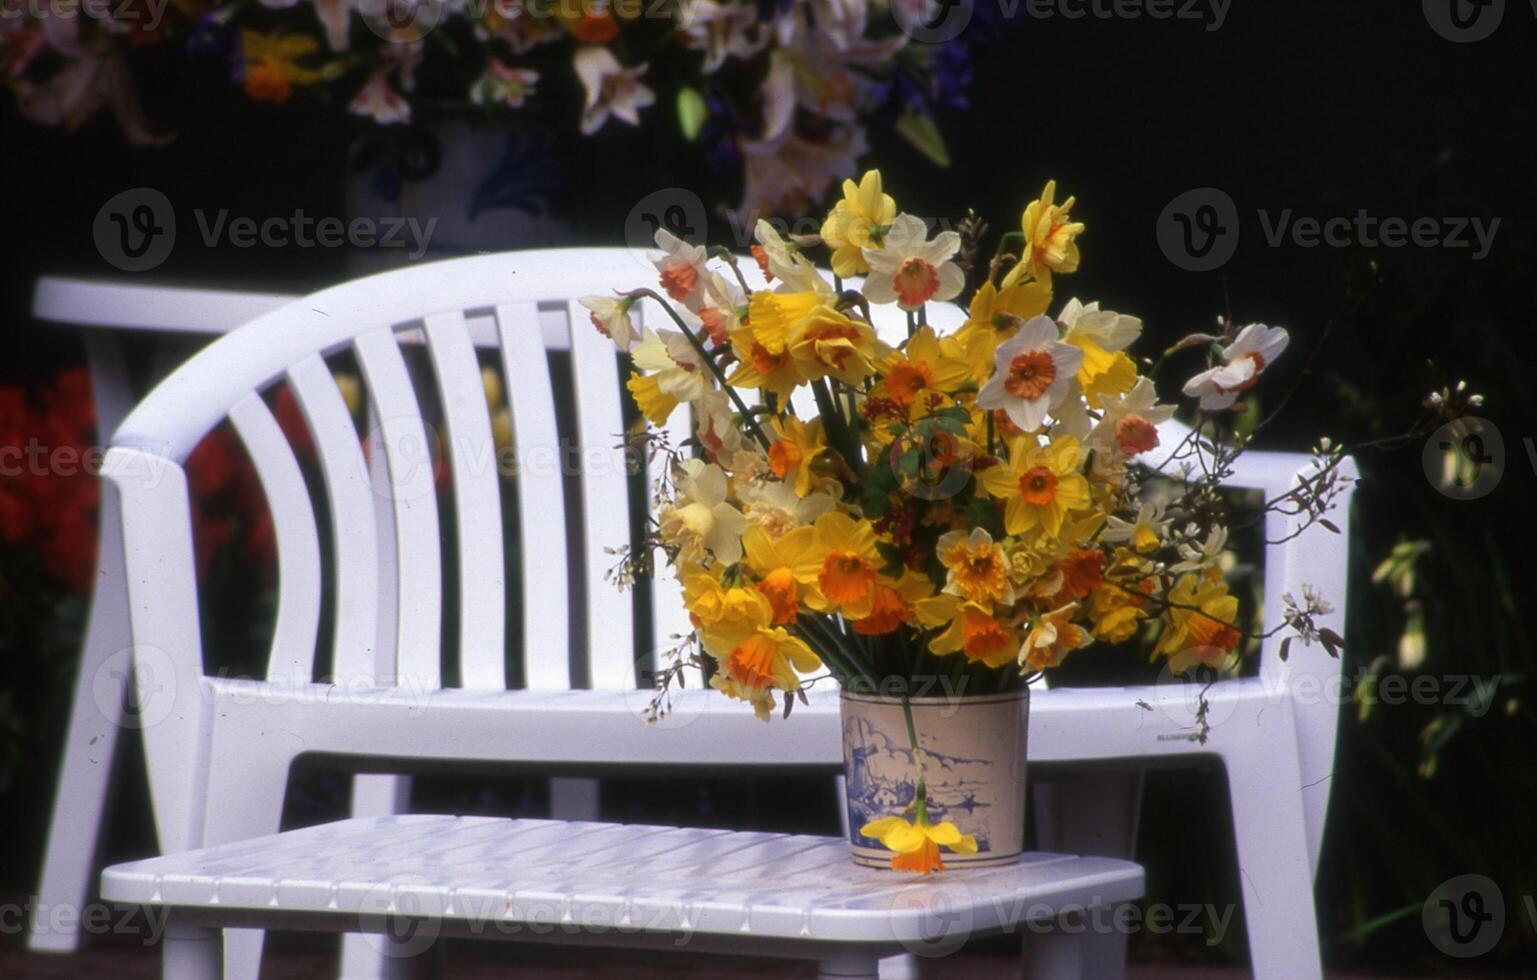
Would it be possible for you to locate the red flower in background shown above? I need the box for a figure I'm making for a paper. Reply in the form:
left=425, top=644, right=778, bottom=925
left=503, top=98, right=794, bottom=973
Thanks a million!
left=1, top=367, right=100, bottom=594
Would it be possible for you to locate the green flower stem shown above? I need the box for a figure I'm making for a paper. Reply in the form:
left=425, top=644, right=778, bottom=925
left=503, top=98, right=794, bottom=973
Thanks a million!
left=627, top=288, right=770, bottom=450
left=901, top=692, right=928, bottom=823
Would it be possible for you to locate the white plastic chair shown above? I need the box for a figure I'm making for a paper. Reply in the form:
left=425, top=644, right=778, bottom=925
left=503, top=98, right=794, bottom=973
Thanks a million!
left=54, top=254, right=1353, bottom=980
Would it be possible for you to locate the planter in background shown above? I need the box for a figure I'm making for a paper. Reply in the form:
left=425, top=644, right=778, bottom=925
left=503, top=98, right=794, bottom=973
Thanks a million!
left=841, top=688, right=1030, bottom=869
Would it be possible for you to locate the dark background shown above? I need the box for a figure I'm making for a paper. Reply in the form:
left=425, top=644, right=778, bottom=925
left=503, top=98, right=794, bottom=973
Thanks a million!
left=3, top=0, right=1535, bottom=973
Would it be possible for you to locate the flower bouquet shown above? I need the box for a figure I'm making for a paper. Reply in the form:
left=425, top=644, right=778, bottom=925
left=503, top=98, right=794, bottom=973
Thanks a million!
left=585, top=172, right=1351, bottom=872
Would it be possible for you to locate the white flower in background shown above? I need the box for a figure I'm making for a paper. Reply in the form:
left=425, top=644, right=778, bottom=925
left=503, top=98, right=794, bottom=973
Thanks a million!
left=1182, top=323, right=1290, bottom=410
left=861, top=213, right=964, bottom=310
left=349, top=72, right=410, bottom=124
left=579, top=295, right=638, bottom=352
left=680, top=0, right=767, bottom=73
left=470, top=59, right=538, bottom=109
left=976, top=316, right=1085, bottom=433
left=574, top=46, right=654, bottom=135
left=739, top=480, right=835, bottom=538
left=651, top=228, right=710, bottom=305
left=1087, top=377, right=1175, bottom=456
left=737, top=125, right=866, bottom=230
left=1102, top=500, right=1169, bottom=553
left=659, top=459, right=747, bottom=565
left=631, top=327, right=710, bottom=404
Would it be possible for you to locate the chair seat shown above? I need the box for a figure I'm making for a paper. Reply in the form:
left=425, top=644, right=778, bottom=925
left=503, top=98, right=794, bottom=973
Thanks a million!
left=102, top=814, right=1143, bottom=948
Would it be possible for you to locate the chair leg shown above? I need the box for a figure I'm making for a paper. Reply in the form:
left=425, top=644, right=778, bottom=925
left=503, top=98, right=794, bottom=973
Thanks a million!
left=819, top=954, right=880, bottom=979
left=200, top=759, right=292, bottom=980
left=340, top=773, right=417, bottom=980
left=1030, top=770, right=1143, bottom=980
left=1223, top=740, right=1323, bottom=980
left=1020, top=914, right=1089, bottom=980
left=30, top=333, right=135, bottom=954
left=163, top=916, right=224, bottom=980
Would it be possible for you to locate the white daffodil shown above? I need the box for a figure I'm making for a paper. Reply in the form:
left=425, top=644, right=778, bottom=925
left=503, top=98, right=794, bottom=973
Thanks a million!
left=579, top=295, right=638, bottom=352
left=752, top=218, right=835, bottom=297
left=860, top=213, right=964, bottom=311
left=631, top=327, right=710, bottom=404
left=651, top=227, right=710, bottom=305
left=976, top=315, right=1085, bottom=433
left=1183, top=323, right=1290, bottom=410
left=1058, top=298, right=1142, bottom=352
left=739, top=479, right=836, bottom=538
left=574, top=46, right=654, bottom=135
left=693, top=388, right=743, bottom=461
left=659, top=459, right=747, bottom=564
left=1102, top=500, right=1169, bottom=553
left=1087, top=377, right=1175, bottom=456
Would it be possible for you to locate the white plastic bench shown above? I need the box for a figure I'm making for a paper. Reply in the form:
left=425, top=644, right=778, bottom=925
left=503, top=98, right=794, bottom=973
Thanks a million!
left=46, top=252, right=1353, bottom=980
left=100, top=814, right=1144, bottom=979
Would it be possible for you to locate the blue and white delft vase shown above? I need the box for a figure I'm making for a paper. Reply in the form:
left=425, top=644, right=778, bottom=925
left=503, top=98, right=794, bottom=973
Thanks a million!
left=840, top=688, right=1030, bottom=868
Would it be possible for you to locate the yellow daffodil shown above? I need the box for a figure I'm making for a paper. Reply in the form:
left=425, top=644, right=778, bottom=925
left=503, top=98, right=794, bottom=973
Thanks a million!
left=767, top=415, right=828, bottom=497
left=742, top=523, right=815, bottom=624
left=1054, top=299, right=1138, bottom=407
left=936, top=527, right=1015, bottom=605
left=793, top=512, right=883, bottom=619
left=852, top=571, right=932, bottom=636
left=875, top=326, right=971, bottom=409
left=1087, top=580, right=1150, bottom=644
left=860, top=813, right=978, bottom=875
left=980, top=435, right=1090, bottom=538
left=1020, top=603, right=1093, bottom=672
left=786, top=307, right=882, bottom=387
left=1155, top=568, right=1242, bottom=673
left=700, top=592, right=821, bottom=720
left=727, top=319, right=801, bottom=399
left=1003, top=180, right=1083, bottom=287
left=679, top=563, right=769, bottom=631
left=820, top=170, right=897, bottom=278
left=739, top=480, right=836, bottom=538
left=916, top=595, right=1017, bottom=667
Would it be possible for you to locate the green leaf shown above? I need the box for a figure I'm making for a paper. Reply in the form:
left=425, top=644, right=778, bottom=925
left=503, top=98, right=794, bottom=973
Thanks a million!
left=895, top=112, right=951, bottom=168
left=677, top=87, right=708, bottom=141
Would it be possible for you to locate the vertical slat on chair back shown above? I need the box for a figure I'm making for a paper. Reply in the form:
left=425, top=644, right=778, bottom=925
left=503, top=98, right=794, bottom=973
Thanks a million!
left=424, top=311, right=506, bottom=689
left=287, top=354, right=380, bottom=681
left=496, top=302, right=572, bottom=689
left=353, top=328, right=442, bottom=690
left=227, top=393, right=321, bottom=687
left=566, top=299, right=638, bottom=689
